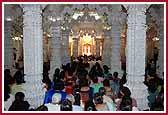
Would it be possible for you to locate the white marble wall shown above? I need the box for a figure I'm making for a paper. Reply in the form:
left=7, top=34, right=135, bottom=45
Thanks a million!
left=158, top=22, right=164, bottom=79
left=125, top=4, right=149, bottom=110
left=22, top=4, right=44, bottom=108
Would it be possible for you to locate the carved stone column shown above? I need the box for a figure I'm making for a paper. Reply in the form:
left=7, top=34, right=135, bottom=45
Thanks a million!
left=96, top=39, right=101, bottom=57
left=49, top=20, right=62, bottom=80
left=73, top=38, right=78, bottom=57
left=102, top=30, right=111, bottom=67
left=125, top=4, right=149, bottom=110
left=4, top=21, right=15, bottom=74
left=157, top=7, right=164, bottom=79
left=158, top=22, right=164, bottom=79
left=62, top=29, right=71, bottom=65
left=22, top=4, right=44, bottom=108
left=110, top=13, right=122, bottom=76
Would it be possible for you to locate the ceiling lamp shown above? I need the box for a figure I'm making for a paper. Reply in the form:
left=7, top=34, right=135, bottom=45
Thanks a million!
left=6, top=16, right=12, bottom=21
left=152, top=37, right=159, bottom=41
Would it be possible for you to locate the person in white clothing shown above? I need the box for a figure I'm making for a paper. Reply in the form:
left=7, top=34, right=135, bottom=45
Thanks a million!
left=66, top=94, right=83, bottom=111
left=45, top=93, right=61, bottom=111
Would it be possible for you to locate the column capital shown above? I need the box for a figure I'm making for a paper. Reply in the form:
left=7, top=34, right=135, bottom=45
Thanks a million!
left=125, top=4, right=148, bottom=13
left=21, top=4, right=43, bottom=14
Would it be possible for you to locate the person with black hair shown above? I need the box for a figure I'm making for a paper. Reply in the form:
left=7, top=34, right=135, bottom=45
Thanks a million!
left=8, top=92, right=30, bottom=111
left=43, top=79, right=67, bottom=104
left=45, top=93, right=62, bottom=111
left=116, top=87, right=137, bottom=111
left=90, top=77, right=103, bottom=94
left=80, top=79, right=94, bottom=108
left=93, top=92, right=110, bottom=111
left=103, top=79, right=115, bottom=101
left=36, top=105, right=48, bottom=111
left=66, top=94, right=83, bottom=111
left=84, top=100, right=97, bottom=111
left=110, top=72, right=120, bottom=97
left=120, top=96, right=132, bottom=111
left=10, top=71, right=25, bottom=96
left=103, top=65, right=110, bottom=79
left=60, top=99, right=72, bottom=111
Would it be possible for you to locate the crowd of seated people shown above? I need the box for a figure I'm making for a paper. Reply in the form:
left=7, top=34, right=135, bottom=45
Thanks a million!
left=4, top=55, right=164, bottom=111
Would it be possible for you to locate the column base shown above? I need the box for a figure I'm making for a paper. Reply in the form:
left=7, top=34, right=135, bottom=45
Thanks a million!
left=125, top=75, right=149, bottom=110
left=23, top=74, right=44, bottom=108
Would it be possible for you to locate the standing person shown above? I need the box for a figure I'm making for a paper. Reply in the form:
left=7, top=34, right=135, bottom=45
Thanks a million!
left=111, top=72, right=120, bottom=97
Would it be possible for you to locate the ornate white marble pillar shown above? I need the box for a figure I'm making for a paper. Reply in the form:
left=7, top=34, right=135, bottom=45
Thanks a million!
left=22, top=4, right=44, bottom=108
left=96, top=39, right=101, bottom=57
left=4, top=21, right=15, bottom=72
left=126, top=4, right=149, bottom=110
left=110, top=14, right=122, bottom=76
left=157, top=12, right=164, bottom=79
left=73, top=38, right=78, bottom=57
left=49, top=20, right=62, bottom=79
left=62, top=29, right=71, bottom=65
left=102, top=30, right=111, bottom=67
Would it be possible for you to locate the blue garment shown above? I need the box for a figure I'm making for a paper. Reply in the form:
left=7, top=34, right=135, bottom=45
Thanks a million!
left=44, top=89, right=67, bottom=104
left=147, top=89, right=159, bottom=108
left=110, top=81, right=119, bottom=97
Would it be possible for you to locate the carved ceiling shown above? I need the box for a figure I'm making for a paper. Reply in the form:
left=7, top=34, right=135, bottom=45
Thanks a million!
left=4, top=4, right=164, bottom=40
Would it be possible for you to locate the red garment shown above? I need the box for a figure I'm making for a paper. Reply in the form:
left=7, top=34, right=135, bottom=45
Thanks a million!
left=65, top=86, right=73, bottom=94
left=80, top=92, right=89, bottom=103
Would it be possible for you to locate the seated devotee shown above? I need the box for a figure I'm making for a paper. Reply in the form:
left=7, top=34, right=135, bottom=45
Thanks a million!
left=119, top=96, right=133, bottom=111
left=99, top=87, right=116, bottom=108
left=60, top=99, right=73, bottom=111
left=66, top=94, right=83, bottom=111
left=116, top=87, right=137, bottom=111
left=90, top=77, right=103, bottom=94
left=150, top=85, right=164, bottom=111
left=4, top=69, right=14, bottom=85
left=42, top=76, right=52, bottom=92
left=45, top=93, right=61, bottom=111
left=4, top=77, right=14, bottom=111
left=103, top=65, right=111, bottom=79
left=10, top=73, right=24, bottom=96
left=84, top=100, right=97, bottom=111
left=65, top=80, right=74, bottom=94
left=8, top=92, right=30, bottom=111
left=147, top=78, right=160, bottom=110
left=103, top=79, right=115, bottom=101
left=80, top=79, right=94, bottom=108
left=44, top=79, right=67, bottom=104
left=93, top=92, right=115, bottom=111
left=36, top=105, right=48, bottom=111
left=13, top=69, right=25, bottom=84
